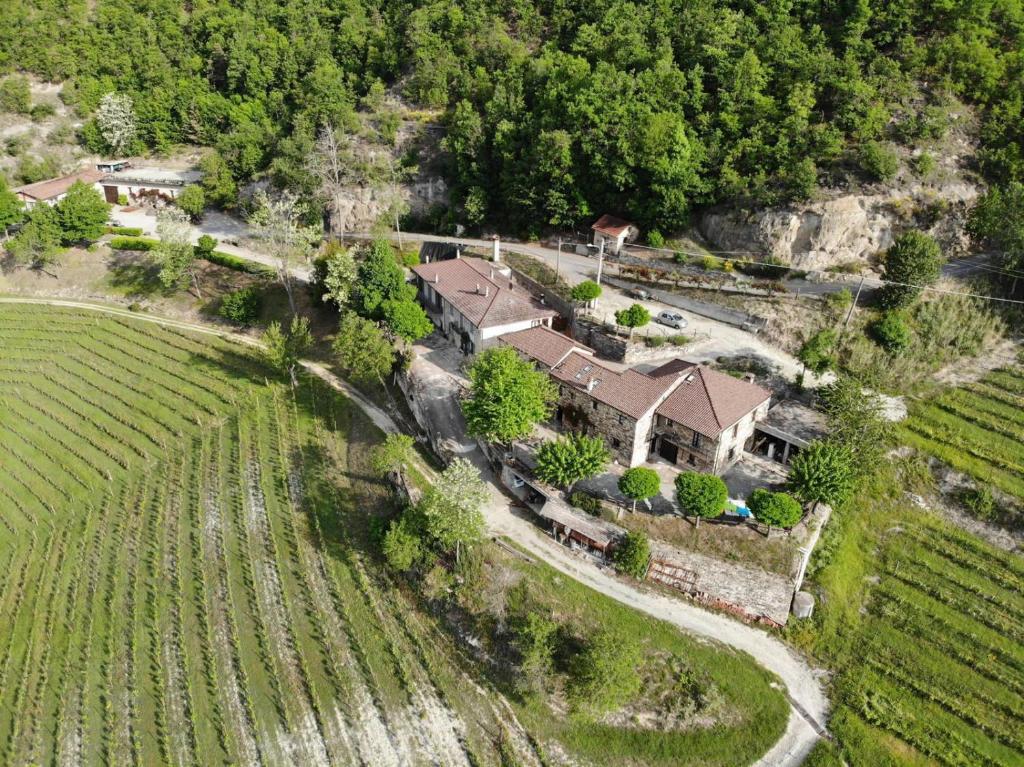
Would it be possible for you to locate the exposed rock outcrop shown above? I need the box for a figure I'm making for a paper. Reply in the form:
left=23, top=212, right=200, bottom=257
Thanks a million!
left=700, top=179, right=981, bottom=270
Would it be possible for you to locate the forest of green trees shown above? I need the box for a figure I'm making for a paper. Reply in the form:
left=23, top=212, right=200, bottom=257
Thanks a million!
left=1, top=0, right=1022, bottom=232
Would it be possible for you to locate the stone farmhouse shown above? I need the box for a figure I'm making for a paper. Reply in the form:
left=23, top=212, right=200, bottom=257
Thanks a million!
left=499, top=325, right=771, bottom=472
left=411, top=256, right=557, bottom=355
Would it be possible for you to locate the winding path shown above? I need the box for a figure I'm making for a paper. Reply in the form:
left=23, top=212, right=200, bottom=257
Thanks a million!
left=0, top=295, right=829, bottom=766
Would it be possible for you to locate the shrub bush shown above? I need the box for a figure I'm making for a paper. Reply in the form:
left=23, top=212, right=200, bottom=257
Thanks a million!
left=645, top=335, right=666, bottom=348
left=117, top=194, right=128, bottom=205
left=104, top=225, right=143, bottom=236
left=613, top=531, right=651, bottom=578
left=870, top=311, right=913, bottom=353
left=219, top=287, right=262, bottom=325
left=568, top=491, right=603, bottom=516
left=859, top=141, right=900, bottom=181
left=647, top=229, right=664, bottom=248
left=30, top=103, right=56, bottom=121
left=108, top=236, right=157, bottom=251
left=398, top=249, right=420, bottom=267
left=737, top=256, right=789, bottom=279
left=202, top=249, right=275, bottom=276
left=669, top=334, right=691, bottom=345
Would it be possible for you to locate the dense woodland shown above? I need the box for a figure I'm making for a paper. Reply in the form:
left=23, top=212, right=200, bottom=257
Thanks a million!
left=1, top=0, right=1022, bottom=231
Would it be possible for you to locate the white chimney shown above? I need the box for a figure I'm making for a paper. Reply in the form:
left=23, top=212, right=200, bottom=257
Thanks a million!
left=433, top=274, right=439, bottom=284
left=587, top=378, right=600, bottom=393
left=476, top=283, right=481, bottom=294
left=492, top=235, right=500, bottom=263
left=484, top=286, right=490, bottom=297
left=455, top=247, right=461, bottom=259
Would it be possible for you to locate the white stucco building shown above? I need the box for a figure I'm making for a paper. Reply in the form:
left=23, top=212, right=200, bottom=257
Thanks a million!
left=411, top=256, right=557, bottom=354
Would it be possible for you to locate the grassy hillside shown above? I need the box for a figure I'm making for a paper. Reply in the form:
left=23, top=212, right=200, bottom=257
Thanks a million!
left=0, top=302, right=787, bottom=766
left=794, top=461, right=1024, bottom=767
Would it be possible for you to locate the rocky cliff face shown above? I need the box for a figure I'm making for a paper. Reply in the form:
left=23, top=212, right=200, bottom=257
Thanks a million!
left=329, top=175, right=448, bottom=233
left=700, top=179, right=980, bottom=270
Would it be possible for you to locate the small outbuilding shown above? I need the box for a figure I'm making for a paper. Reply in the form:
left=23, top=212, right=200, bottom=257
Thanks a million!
left=590, top=214, right=639, bottom=255
left=748, top=400, right=828, bottom=466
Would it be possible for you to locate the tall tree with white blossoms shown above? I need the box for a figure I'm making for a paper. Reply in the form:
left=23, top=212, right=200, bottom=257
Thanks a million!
left=96, top=92, right=137, bottom=155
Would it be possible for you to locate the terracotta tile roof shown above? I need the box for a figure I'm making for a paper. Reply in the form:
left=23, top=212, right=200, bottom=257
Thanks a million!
left=412, top=257, right=557, bottom=329
left=591, top=214, right=634, bottom=237
left=655, top=365, right=771, bottom=437
left=499, top=326, right=593, bottom=368
left=550, top=351, right=689, bottom=420
left=13, top=168, right=104, bottom=201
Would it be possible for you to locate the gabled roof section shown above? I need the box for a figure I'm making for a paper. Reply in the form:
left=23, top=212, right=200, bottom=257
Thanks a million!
left=591, top=214, right=634, bottom=237
left=499, top=325, right=593, bottom=368
left=550, top=352, right=690, bottom=420
left=655, top=365, right=771, bottom=437
left=14, top=168, right=104, bottom=201
left=412, top=257, right=557, bottom=329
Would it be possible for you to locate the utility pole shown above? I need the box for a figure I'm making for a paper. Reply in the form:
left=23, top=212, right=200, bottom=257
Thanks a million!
left=595, top=238, right=606, bottom=286
left=555, top=236, right=562, bottom=284
left=844, top=276, right=866, bottom=330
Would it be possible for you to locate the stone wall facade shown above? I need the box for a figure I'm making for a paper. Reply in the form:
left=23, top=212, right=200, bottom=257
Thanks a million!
left=553, top=384, right=646, bottom=467
left=652, top=401, right=770, bottom=474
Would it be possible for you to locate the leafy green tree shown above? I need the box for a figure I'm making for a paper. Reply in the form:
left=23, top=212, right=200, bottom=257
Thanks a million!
left=613, top=531, right=651, bottom=578
left=6, top=204, right=62, bottom=271
left=420, top=458, right=488, bottom=561
left=570, top=280, right=602, bottom=303
left=614, top=303, right=650, bottom=337
left=618, top=467, right=661, bottom=512
left=332, top=311, right=395, bottom=387
left=382, top=516, right=424, bottom=573
left=54, top=181, right=110, bottom=243
left=0, top=177, right=25, bottom=238
left=568, top=629, right=642, bottom=714
left=879, top=232, right=943, bottom=309
left=370, top=433, right=417, bottom=485
left=788, top=440, right=855, bottom=508
left=320, top=248, right=358, bottom=307
left=674, top=472, right=727, bottom=528
left=968, top=182, right=1024, bottom=274
left=156, top=209, right=201, bottom=297
left=352, top=238, right=411, bottom=318
left=462, top=347, right=556, bottom=444
left=817, top=376, right=891, bottom=471
left=199, top=153, right=238, bottom=209
left=747, top=489, right=803, bottom=533
left=798, top=329, right=838, bottom=376
left=534, top=434, right=610, bottom=492
left=262, top=316, right=312, bottom=386
left=176, top=184, right=206, bottom=221
left=380, top=298, right=434, bottom=343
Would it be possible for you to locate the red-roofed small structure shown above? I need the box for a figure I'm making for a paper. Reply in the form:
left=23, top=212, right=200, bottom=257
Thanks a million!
left=13, top=168, right=104, bottom=208
left=591, top=214, right=639, bottom=254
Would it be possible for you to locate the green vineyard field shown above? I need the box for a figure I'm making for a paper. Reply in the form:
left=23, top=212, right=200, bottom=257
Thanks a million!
left=0, top=303, right=786, bottom=767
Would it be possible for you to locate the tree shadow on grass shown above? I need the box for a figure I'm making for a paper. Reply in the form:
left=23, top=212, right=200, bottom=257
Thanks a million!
left=105, top=251, right=166, bottom=297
